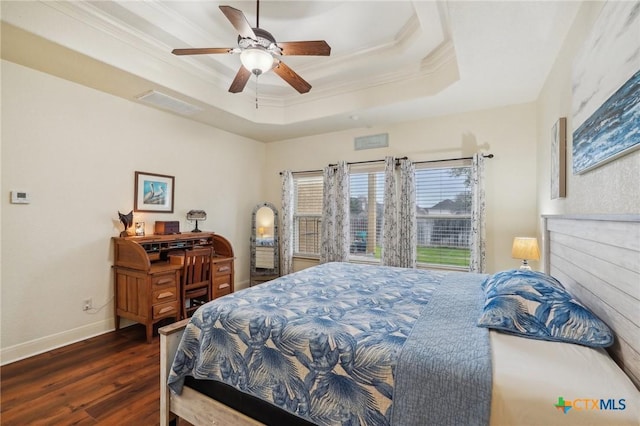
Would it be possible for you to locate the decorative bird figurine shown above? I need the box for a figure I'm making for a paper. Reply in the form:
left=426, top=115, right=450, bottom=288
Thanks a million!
left=118, top=210, right=134, bottom=237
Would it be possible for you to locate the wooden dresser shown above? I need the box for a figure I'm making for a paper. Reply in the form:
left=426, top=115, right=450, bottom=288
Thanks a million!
left=112, top=232, right=234, bottom=342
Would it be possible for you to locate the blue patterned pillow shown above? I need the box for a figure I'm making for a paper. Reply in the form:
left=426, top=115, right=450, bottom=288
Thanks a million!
left=478, top=270, right=613, bottom=347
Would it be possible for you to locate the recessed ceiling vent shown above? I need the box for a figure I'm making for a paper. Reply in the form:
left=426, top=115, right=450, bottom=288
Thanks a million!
left=135, top=90, right=202, bottom=116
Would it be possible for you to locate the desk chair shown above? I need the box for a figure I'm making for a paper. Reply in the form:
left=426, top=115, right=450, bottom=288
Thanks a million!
left=181, top=247, right=213, bottom=319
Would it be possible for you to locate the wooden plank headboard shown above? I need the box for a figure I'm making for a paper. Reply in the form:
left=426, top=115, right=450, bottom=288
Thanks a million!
left=542, top=215, right=640, bottom=389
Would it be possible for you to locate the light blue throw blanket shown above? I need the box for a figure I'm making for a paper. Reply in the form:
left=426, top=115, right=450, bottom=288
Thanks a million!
left=392, top=271, right=492, bottom=426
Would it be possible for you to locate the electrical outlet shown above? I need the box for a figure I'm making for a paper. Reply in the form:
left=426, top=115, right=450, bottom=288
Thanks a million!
left=83, top=298, right=92, bottom=311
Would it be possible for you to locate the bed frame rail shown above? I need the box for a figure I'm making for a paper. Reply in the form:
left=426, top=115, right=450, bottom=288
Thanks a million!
left=159, top=320, right=263, bottom=426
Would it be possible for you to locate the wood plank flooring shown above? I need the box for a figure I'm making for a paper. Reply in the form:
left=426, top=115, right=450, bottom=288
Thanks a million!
left=1, top=324, right=190, bottom=425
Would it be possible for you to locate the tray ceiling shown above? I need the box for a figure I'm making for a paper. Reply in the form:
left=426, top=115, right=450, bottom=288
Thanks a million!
left=1, top=1, right=581, bottom=142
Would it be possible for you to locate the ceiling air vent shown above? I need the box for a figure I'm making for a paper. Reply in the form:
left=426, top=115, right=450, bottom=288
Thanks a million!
left=135, top=90, right=202, bottom=116
left=354, top=133, right=389, bottom=150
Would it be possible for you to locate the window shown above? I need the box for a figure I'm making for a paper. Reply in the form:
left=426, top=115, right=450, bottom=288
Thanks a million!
left=415, top=160, right=472, bottom=269
left=293, top=174, right=323, bottom=256
left=292, top=165, right=386, bottom=260
left=348, top=165, right=385, bottom=262
left=291, top=159, right=475, bottom=269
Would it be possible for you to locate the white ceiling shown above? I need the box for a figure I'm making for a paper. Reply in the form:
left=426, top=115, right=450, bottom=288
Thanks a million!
left=0, top=1, right=582, bottom=142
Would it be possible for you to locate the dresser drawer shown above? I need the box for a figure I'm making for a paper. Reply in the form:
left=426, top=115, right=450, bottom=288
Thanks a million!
left=153, top=301, right=178, bottom=319
left=151, top=271, right=177, bottom=288
left=213, top=260, right=232, bottom=275
left=213, top=275, right=232, bottom=298
left=153, top=287, right=177, bottom=304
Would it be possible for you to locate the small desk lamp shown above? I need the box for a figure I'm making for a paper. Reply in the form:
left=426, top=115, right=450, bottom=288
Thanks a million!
left=512, top=237, right=540, bottom=270
left=186, top=210, right=207, bottom=233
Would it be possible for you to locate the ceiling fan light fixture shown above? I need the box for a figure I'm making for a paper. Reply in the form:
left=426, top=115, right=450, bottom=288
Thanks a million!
left=240, top=47, right=274, bottom=75
left=171, top=3, right=330, bottom=94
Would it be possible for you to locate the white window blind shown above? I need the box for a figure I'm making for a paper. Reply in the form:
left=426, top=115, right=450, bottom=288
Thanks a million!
left=348, top=164, right=385, bottom=262
left=415, top=160, right=472, bottom=269
left=293, top=174, right=323, bottom=256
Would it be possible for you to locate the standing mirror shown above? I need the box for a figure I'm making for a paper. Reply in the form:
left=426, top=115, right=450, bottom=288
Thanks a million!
left=250, top=202, right=280, bottom=286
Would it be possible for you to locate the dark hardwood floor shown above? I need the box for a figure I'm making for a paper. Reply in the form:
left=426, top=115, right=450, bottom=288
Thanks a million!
left=1, top=324, right=189, bottom=425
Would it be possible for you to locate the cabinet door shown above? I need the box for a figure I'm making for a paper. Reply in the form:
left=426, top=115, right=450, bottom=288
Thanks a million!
left=114, top=269, right=148, bottom=319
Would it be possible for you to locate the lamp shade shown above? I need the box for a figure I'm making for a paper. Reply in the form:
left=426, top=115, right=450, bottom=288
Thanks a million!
left=241, top=47, right=274, bottom=75
left=512, top=237, right=540, bottom=261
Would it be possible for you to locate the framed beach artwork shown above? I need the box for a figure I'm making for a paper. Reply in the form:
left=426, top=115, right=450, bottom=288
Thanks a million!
left=571, top=1, right=640, bottom=175
left=134, top=171, right=175, bottom=213
left=551, top=117, right=566, bottom=199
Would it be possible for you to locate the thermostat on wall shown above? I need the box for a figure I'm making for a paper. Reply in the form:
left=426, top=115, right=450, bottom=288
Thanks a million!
left=10, top=190, right=30, bottom=204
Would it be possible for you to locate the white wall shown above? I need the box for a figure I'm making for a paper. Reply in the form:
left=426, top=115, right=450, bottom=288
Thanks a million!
left=1, top=60, right=264, bottom=363
left=263, top=102, right=540, bottom=274
left=536, top=1, right=640, bottom=219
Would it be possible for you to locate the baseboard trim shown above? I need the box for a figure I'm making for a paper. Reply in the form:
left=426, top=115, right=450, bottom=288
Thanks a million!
left=1, top=319, right=115, bottom=366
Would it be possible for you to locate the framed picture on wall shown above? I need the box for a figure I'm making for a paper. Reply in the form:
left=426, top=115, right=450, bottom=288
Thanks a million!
left=134, top=171, right=175, bottom=213
left=551, top=117, right=567, bottom=199
left=572, top=2, right=640, bottom=174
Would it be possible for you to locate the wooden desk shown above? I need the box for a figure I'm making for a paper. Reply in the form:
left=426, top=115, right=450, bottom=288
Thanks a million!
left=112, top=232, right=234, bottom=342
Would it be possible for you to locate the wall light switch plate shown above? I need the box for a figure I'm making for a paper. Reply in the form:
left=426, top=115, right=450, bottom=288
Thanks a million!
left=10, top=190, right=30, bottom=204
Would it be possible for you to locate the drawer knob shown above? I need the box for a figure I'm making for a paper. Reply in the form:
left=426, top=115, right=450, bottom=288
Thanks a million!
left=218, top=283, right=230, bottom=290
left=218, top=266, right=230, bottom=272
left=156, top=278, right=173, bottom=285
left=157, top=291, right=173, bottom=299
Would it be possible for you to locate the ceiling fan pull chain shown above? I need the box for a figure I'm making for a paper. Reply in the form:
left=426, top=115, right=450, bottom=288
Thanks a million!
left=255, top=74, right=259, bottom=109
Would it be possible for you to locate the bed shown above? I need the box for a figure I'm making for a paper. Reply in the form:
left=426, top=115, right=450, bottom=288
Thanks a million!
left=160, top=215, right=640, bottom=425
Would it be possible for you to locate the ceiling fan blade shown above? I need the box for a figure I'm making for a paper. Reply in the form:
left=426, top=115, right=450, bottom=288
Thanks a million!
left=172, top=48, right=231, bottom=55
left=277, top=41, right=331, bottom=56
left=219, top=5, right=257, bottom=40
left=229, top=66, right=252, bottom=93
left=273, top=61, right=312, bottom=94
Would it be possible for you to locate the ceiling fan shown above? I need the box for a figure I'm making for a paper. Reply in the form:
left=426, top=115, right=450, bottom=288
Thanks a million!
left=172, top=1, right=331, bottom=94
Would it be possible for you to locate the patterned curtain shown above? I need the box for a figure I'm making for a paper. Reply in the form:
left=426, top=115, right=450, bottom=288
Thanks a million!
left=280, top=170, right=294, bottom=275
left=398, top=158, right=416, bottom=268
left=320, top=161, right=350, bottom=263
left=382, top=157, right=399, bottom=266
left=469, top=153, right=486, bottom=273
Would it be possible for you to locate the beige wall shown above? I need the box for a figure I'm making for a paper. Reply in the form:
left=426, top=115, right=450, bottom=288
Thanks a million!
left=4, top=0, right=637, bottom=364
left=263, top=102, right=540, bottom=274
left=1, top=60, right=263, bottom=363
left=536, top=1, right=640, bottom=221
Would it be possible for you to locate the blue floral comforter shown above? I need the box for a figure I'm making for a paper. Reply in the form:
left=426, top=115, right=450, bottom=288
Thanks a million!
left=167, top=262, right=491, bottom=425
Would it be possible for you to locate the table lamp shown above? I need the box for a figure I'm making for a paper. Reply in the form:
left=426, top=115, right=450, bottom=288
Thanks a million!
left=186, top=210, right=207, bottom=233
left=512, top=237, right=540, bottom=270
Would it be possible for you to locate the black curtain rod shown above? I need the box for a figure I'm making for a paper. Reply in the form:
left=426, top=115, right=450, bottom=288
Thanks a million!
left=413, top=153, right=494, bottom=165
left=280, top=168, right=323, bottom=176
left=279, top=154, right=492, bottom=175
left=278, top=158, right=393, bottom=176
left=328, top=156, right=408, bottom=168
